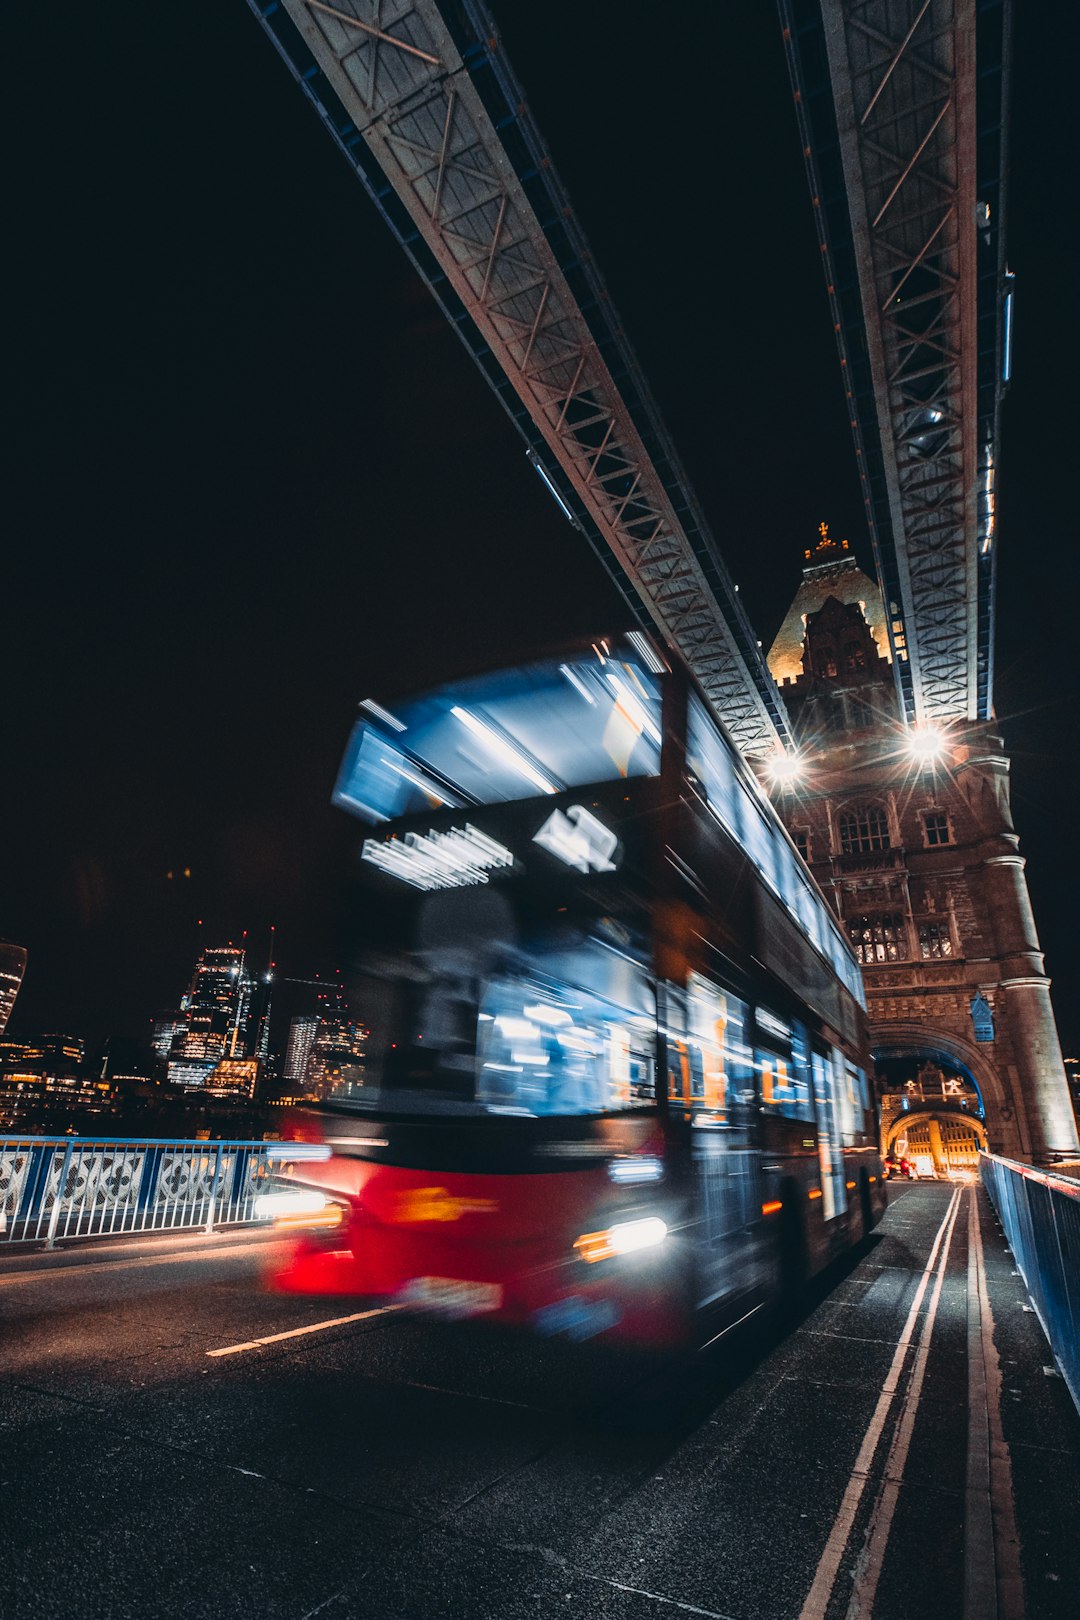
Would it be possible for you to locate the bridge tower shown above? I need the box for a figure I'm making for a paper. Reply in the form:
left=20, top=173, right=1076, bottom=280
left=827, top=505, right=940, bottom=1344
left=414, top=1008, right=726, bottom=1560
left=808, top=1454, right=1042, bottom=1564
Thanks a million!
left=765, top=530, right=1079, bottom=1167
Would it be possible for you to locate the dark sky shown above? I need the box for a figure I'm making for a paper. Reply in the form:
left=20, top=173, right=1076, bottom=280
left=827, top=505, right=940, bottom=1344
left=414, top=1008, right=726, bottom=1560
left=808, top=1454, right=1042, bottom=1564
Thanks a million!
left=6, top=4, right=1078, bottom=1050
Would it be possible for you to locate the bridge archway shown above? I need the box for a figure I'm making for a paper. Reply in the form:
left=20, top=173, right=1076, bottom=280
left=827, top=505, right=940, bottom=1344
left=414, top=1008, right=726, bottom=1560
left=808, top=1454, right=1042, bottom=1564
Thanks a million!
left=870, top=1022, right=1005, bottom=1173
left=883, top=1109, right=987, bottom=1174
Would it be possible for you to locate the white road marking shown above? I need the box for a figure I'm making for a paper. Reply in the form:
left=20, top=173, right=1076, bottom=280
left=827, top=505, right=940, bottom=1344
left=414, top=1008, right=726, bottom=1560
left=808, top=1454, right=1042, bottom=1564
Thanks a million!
left=797, top=1188, right=962, bottom=1620
left=844, top=1188, right=963, bottom=1617
left=207, top=1305, right=402, bottom=1357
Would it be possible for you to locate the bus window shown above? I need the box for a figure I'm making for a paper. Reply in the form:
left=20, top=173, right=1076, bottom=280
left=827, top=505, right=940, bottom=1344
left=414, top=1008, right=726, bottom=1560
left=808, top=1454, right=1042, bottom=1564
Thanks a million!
left=665, top=977, right=754, bottom=1123
left=811, top=1049, right=848, bottom=1219
left=795, top=875, right=825, bottom=955
left=476, top=968, right=655, bottom=1116
left=791, top=1021, right=814, bottom=1122
left=774, top=837, right=803, bottom=923
left=686, top=694, right=738, bottom=834
left=758, top=1015, right=813, bottom=1123
left=737, top=784, right=781, bottom=896
left=841, top=1059, right=867, bottom=1144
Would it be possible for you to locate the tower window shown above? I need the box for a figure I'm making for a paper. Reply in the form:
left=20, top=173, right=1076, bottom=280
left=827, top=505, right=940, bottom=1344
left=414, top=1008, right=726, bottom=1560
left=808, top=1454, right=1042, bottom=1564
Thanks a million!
left=918, top=920, right=953, bottom=959
left=792, top=826, right=811, bottom=863
left=921, top=810, right=952, bottom=847
left=848, top=913, right=906, bottom=964
left=970, top=994, right=994, bottom=1043
left=838, top=804, right=891, bottom=854
left=844, top=643, right=866, bottom=671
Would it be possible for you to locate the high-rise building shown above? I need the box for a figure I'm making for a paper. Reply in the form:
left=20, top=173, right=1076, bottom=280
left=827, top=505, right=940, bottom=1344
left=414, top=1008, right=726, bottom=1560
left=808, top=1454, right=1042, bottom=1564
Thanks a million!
left=151, top=1010, right=187, bottom=1065
left=765, top=529, right=1079, bottom=1165
left=205, top=1057, right=261, bottom=1100
left=283, top=1014, right=320, bottom=1088
left=307, top=1014, right=367, bottom=1099
left=0, top=941, right=27, bottom=1038
left=173, top=946, right=246, bottom=1065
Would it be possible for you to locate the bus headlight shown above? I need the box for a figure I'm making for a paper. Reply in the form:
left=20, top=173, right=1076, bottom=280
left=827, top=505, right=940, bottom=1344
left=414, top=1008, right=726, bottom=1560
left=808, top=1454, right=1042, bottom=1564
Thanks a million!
left=253, top=1190, right=345, bottom=1230
left=574, top=1216, right=668, bottom=1264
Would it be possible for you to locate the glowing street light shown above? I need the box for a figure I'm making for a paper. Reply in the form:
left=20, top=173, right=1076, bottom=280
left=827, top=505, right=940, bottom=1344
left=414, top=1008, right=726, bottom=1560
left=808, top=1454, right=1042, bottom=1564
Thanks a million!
left=767, top=749, right=804, bottom=788
left=905, top=723, right=947, bottom=765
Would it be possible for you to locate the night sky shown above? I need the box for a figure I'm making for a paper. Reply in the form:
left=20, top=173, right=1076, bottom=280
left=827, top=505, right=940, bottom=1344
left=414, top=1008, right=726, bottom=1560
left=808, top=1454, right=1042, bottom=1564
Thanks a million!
left=7, top=4, right=1078, bottom=1051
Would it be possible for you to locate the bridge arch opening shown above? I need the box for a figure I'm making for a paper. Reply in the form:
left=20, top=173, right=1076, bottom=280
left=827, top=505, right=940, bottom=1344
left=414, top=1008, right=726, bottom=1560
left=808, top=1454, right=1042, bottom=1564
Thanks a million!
left=873, top=1039, right=992, bottom=1177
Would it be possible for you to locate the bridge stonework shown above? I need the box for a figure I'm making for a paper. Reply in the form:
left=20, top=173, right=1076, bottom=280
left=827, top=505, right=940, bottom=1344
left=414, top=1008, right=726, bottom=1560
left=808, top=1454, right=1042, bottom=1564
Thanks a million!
left=765, top=539, right=1079, bottom=1165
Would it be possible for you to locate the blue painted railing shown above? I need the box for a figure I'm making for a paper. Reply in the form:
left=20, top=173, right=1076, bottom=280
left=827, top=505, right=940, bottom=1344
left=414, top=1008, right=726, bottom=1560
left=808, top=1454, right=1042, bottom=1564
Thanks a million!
left=981, top=1152, right=1080, bottom=1414
left=0, top=1137, right=324, bottom=1248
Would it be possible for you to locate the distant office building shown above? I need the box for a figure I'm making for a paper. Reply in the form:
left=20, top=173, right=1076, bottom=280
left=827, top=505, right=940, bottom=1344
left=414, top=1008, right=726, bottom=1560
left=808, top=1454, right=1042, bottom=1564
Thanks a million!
left=283, top=1014, right=320, bottom=1089
left=1065, top=1058, right=1080, bottom=1118
left=173, top=946, right=246, bottom=1064
left=0, top=941, right=27, bottom=1037
left=205, top=1058, right=261, bottom=1101
left=166, top=1057, right=217, bottom=1091
left=38, top=1034, right=85, bottom=1067
left=0, top=1030, right=113, bottom=1130
left=0, top=1034, right=84, bottom=1074
left=152, top=1010, right=186, bottom=1064
left=307, top=1015, right=367, bottom=1099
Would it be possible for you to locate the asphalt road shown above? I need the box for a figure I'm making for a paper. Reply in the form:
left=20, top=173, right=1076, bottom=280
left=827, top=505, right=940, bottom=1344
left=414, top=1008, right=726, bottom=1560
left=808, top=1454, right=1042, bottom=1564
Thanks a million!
left=2, top=1183, right=1077, bottom=1620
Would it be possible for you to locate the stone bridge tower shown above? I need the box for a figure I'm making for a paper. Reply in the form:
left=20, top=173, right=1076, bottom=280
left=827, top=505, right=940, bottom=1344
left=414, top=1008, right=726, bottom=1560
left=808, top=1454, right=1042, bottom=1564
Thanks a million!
left=764, top=529, right=1079, bottom=1168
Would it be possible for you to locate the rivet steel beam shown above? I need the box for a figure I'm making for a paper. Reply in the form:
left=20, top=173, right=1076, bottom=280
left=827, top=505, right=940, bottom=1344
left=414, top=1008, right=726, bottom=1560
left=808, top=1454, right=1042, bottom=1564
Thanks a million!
left=780, top=0, right=1011, bottom=724
left=248, top=0, right=790, bottom=756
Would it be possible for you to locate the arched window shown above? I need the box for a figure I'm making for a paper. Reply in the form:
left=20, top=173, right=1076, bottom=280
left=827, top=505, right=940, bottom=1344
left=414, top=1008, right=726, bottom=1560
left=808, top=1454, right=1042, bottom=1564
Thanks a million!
left=848, top=913, right=905, bottom=964
left=844, top=642, right=866, bottom=671
left=837, top=803, right=891, bottom=854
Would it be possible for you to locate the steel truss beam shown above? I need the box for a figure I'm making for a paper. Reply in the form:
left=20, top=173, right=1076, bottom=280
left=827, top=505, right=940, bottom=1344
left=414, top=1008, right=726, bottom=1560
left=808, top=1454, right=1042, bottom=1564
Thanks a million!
left=248, top=0, right=789, bottom=757
left=781, top=0, right=1010, bottom=725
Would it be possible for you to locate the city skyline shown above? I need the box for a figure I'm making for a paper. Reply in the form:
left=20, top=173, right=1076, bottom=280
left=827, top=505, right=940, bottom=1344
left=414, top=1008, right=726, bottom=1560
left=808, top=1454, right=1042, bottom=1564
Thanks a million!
left=7, top=3, right=1078, bottom=1051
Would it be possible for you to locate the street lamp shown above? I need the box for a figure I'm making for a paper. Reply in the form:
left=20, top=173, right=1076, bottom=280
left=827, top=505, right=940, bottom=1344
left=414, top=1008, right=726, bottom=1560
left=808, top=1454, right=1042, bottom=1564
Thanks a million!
left=767, top=749, right=805, bottom=788
left=905, top=723, right=947, bottom=765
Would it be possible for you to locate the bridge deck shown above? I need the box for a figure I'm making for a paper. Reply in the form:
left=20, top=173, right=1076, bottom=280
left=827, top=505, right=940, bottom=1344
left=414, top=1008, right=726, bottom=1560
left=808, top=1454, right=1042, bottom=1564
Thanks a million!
left=2, top=1184, right=1076, bottom=1619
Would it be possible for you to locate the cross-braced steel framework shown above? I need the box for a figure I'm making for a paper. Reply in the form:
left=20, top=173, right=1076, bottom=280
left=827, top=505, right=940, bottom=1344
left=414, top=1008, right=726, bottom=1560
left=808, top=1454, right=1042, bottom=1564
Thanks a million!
left=248, top=0, right=790, bottom=757
left=781, top=0, right=1009, bottom=725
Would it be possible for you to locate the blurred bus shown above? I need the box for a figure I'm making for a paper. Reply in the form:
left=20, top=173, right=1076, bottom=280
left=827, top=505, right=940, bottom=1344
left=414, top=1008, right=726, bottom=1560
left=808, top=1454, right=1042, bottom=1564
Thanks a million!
left=268, top=632, right=884, bottom=1346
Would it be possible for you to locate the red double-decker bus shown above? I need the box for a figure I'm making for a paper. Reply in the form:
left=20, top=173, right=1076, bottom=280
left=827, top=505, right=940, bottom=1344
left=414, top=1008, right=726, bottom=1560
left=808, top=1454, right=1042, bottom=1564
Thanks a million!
left=267, top=632, right=883, bottom=1346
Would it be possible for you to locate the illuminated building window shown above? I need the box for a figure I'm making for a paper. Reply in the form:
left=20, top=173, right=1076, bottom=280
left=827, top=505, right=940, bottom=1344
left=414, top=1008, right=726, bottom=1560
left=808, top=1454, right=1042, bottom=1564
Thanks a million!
left=918, top=919, right=953, bottom=959
left=838, top=804, right=891, bottom=854
left=844, top=643, right=866, bottom=671
left=921, top=809, right=952, bottom=847
left=847, top=913, right=906, bottom=965
left=792, top=826, right=811, bottom=863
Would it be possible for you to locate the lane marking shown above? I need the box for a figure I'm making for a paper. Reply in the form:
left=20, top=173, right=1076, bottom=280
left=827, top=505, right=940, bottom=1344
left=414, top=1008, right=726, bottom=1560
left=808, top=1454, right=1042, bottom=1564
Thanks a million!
left=578, top=1573, right=736, bottom=1618
left=797, top=1188, right=961, bottom=1620
left=207, top=1305, right=402, bottom=1357
left=844, top=1187, right=963, bottom=1618
left=964, top=1186, right=1024, bottom=1620
left=0, top=1238, right=286, bottom=1287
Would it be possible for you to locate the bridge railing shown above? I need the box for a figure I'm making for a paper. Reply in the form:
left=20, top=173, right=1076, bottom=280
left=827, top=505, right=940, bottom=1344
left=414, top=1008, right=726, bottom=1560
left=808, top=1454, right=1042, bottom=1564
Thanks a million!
left=980, top=1152, right=1080, bottom=1412
left=0, top=1137, right=326, bottom=1248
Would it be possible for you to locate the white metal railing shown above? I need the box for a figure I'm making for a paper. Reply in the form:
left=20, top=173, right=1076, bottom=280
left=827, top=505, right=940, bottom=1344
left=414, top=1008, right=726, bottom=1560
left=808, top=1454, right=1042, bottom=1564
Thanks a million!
left=0, top=1137, right=327, bottom=1248
left=981, top=1152, right=1080, bottom=1415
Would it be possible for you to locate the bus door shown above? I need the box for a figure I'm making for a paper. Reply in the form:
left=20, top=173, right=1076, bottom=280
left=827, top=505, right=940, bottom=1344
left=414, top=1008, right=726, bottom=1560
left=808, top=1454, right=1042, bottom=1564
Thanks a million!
left=666, top=976, right=767, bottom=1308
